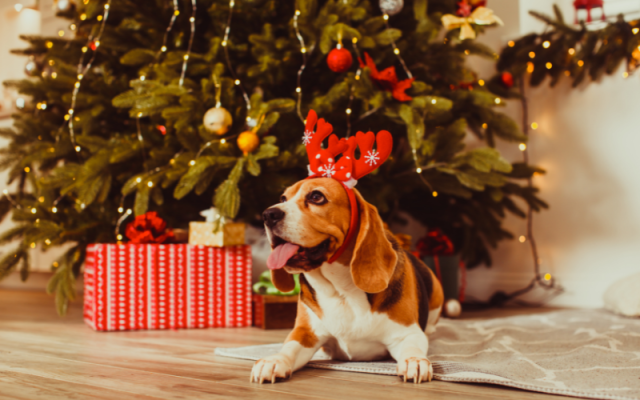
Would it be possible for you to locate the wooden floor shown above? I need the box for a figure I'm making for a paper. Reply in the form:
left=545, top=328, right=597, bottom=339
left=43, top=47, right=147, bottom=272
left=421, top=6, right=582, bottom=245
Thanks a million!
left=0, top=290, right=563, bottom=400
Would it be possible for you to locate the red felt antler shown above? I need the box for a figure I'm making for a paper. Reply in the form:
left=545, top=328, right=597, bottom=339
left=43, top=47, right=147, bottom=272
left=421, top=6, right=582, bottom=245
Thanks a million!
left=303, top=110, right=392, bottom=185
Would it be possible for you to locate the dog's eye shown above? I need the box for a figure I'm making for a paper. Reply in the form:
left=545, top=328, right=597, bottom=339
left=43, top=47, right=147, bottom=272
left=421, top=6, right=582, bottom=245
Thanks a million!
left=280, top=195, right=287, bottom=203
left=307, top=190, right=327, bottom=205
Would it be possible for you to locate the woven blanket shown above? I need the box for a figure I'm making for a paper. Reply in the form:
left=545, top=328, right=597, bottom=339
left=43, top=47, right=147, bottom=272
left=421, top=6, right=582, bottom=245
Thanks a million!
left=215, top=309, right=640, bottom=400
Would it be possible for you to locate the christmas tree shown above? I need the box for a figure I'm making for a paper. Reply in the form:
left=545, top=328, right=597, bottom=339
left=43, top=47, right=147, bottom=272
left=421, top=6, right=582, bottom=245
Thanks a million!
left=1, top=0, right=545, bottom=314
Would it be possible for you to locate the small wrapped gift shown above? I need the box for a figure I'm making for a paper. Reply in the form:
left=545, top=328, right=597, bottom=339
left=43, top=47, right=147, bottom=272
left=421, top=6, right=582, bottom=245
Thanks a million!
left=83, top=212, right=252, bottom=331
left=83, top=243, right=252, bottom=331
left=189, top=207, right=245, bottom=247
left=252, top=271, right=300, bottom=330
left=416, top=228, right=464, bottom=301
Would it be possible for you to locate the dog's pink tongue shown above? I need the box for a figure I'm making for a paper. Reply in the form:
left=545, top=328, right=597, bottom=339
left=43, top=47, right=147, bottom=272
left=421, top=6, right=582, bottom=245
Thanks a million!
left=267, top=243, right=300, bottom=270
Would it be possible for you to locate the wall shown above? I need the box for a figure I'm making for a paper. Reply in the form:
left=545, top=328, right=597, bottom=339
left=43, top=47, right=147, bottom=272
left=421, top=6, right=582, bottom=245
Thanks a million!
left=463, top=0, right=640, bottom=308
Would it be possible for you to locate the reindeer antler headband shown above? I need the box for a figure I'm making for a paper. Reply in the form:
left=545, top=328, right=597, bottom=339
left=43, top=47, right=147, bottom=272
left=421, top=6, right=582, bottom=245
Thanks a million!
left=302, top=110, right=393, bottom=263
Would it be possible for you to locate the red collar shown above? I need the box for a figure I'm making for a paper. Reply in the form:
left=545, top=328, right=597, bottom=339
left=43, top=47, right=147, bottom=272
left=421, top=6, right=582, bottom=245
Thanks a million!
left=306, top=177, right=359, bottom=264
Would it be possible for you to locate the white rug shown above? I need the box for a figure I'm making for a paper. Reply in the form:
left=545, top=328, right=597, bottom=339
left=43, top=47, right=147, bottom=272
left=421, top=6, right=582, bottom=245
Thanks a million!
left=215, top=309, right=640, bottom=400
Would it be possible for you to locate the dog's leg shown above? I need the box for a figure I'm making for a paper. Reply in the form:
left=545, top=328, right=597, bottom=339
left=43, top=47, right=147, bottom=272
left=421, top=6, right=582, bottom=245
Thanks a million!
left=387, top=326, right=433, bottom=384
left=251, top=304, right=326, bottom=384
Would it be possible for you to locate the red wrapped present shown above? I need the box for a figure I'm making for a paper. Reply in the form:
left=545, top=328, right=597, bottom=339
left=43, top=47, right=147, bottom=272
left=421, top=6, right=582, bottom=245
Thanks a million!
left=83, top=244, right=252, bottom=331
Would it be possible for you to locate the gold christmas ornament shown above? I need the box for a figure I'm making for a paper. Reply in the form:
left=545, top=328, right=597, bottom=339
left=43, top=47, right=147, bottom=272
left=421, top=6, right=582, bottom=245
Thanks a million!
left=237, top=131, right=260, bottom=155
left=441, top=7, right=503, bottom=40
left=203, top=107, right=233, bottom=135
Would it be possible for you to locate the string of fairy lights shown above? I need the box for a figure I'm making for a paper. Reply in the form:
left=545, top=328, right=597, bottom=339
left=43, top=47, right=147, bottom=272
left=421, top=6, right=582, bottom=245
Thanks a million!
left=345, top=38, right=362, bottom=138
left=68, top=0, right=112, bottom=153
left=293, top=9, right=312, bottom=123
left=221, top=0, right=251, bottom=117
left=179, top=0, right=197, bottom=87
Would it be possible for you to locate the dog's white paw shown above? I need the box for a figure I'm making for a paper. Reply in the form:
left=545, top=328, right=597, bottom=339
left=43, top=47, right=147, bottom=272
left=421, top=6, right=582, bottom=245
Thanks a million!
left=250, top=354, right=293, bottom=384
left=397, top=356, right=433, bottom=384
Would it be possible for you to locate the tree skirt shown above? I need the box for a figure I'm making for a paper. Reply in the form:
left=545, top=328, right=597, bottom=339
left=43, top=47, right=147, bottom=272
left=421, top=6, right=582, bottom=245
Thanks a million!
left=215, top=309, right=640, bottom=400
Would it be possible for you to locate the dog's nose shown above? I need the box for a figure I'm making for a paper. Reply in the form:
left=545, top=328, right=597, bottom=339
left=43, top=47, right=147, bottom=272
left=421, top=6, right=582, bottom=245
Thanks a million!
left=263, top=208, right=285, bottom=228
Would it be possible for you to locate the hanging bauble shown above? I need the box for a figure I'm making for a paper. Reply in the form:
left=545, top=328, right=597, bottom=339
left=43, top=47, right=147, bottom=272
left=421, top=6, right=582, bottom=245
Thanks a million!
left=24, top=57, right=38, bottom=77
left=54, top=0, right=74, bottom=13
left=237, top=131, right=260, bottom=155
left=501, top=71, right=514, bottom=88
left=444, top=298, right=462, bottom=318
left=573, top=0, right=605, bottom=24
left=379, top=0, right=403, bottom=16
left=327, top=47, right=353, bottom=73
left=203, top=107, right=233, bottom=135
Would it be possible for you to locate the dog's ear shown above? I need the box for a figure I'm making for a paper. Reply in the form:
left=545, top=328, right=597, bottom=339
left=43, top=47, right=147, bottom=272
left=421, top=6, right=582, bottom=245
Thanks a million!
left=271, top=269, right=296, bottom=293
left=350, top=190, right=398, bottom=293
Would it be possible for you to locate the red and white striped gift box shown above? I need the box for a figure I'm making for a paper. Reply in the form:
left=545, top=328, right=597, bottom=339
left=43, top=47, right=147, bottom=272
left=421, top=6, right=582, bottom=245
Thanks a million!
left=83, top=244, right=252, bottom=331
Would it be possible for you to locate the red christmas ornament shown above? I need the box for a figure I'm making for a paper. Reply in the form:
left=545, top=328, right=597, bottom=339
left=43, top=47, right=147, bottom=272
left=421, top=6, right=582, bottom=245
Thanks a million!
left=156, top=125, right=167, bottom=135
left=90, top=41, right=98, bottom=51
left=327, top=47, right=353, bottom=73
left=358, top=52, right=414, bottom=102
left=456, top=0, right=486, bottom=17
left=501, top=71, right=514, bottom=88
left=456, top=0, right=472, bottom=17
left=573, top=0, right=605, bottom=23
left=125, top=211, right=175, bottom=244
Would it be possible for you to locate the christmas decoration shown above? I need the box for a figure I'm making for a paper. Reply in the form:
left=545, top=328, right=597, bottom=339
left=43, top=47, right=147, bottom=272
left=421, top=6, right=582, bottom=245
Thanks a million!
left=54, top=0, right=74, bottom=14
left=498, top=7, right=640, bottom=88
left=1, top=0, right=545, bottom=314
left=327, top=47, right=353, bottom=73
left=379, top=0, right=404, bottom=16
left=442, top=6, right=503, bottom=40
left=501, top=71, right=514, bottom=88
left=417, top=229, right=466, bottom=307
left=358, top=52, right=414, bottom=101
left=457, top=0, right=487, bottom=17
left=125, top=211, right=174, bottom=244
left=24, top=58, right=38, bottom=77
left=188, top=207, right=245, bottom=247
left=252, top=293, right=298, bottom=330
left=84, top=244, right=252, bottom=331
left=444, top=299, right=462, bottom=318
left=573, top=0, right=605, bottom=24
left=237, top=130, right=260, bottom=155
left=203, top=107, right=232, bottom=135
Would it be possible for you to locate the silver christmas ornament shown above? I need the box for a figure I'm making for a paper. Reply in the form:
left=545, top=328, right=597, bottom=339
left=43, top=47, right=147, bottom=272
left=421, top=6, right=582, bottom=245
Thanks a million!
left=379, top=0, right=403, bottom=16
left=24, top=58, right=38, bottom=77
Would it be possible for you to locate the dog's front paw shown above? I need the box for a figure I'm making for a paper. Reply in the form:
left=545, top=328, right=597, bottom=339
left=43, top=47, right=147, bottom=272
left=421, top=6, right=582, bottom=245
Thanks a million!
left=397, top=356, right=433, bottom=384
left=250, top=354, right=293, bottom=384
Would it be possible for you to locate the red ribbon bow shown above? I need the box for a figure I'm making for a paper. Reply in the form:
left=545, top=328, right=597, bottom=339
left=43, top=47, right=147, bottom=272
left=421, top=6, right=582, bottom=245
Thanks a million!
left=358, top=53, right=414, bottom=102
left=416, top=228, right=454, bottom=257
left=125, top=211, right=174, bottom=244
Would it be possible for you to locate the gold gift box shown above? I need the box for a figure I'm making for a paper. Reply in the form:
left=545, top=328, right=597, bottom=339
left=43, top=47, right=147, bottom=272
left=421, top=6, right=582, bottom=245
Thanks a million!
left=188, top=221, right=245, bottom=247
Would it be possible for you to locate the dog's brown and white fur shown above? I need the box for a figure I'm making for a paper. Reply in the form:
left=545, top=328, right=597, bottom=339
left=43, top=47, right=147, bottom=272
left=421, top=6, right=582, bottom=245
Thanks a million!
left=251, top=178, right=444, bottom=384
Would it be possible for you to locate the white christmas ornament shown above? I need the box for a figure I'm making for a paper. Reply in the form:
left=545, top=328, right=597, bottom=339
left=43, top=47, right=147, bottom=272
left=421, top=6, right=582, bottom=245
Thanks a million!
left=24, top=58, right=38, bottom=77
left=444, top=298, right=462, bottom=318
left=380, top=0, right=404, bottom=16
left=203, top=107, right=233, bottom=135
left=55, top=0, right=73, bottom=13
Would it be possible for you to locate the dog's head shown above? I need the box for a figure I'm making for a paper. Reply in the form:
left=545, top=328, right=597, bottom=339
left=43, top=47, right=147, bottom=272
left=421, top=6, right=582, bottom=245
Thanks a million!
left=263, top=178, right=398, bottom=294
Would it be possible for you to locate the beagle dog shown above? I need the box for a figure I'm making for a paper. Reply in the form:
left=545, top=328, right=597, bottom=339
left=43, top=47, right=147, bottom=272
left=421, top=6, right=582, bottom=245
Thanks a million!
left=250, top=177, right=444, bottom=384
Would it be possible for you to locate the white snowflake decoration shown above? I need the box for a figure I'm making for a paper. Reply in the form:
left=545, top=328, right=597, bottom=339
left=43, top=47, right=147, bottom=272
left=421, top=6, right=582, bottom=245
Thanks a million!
left=321, top=163, right=336, bottom=178
left=302, top=130, right=314, bottom=145
left=364, top=150, right=380, bottom=166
